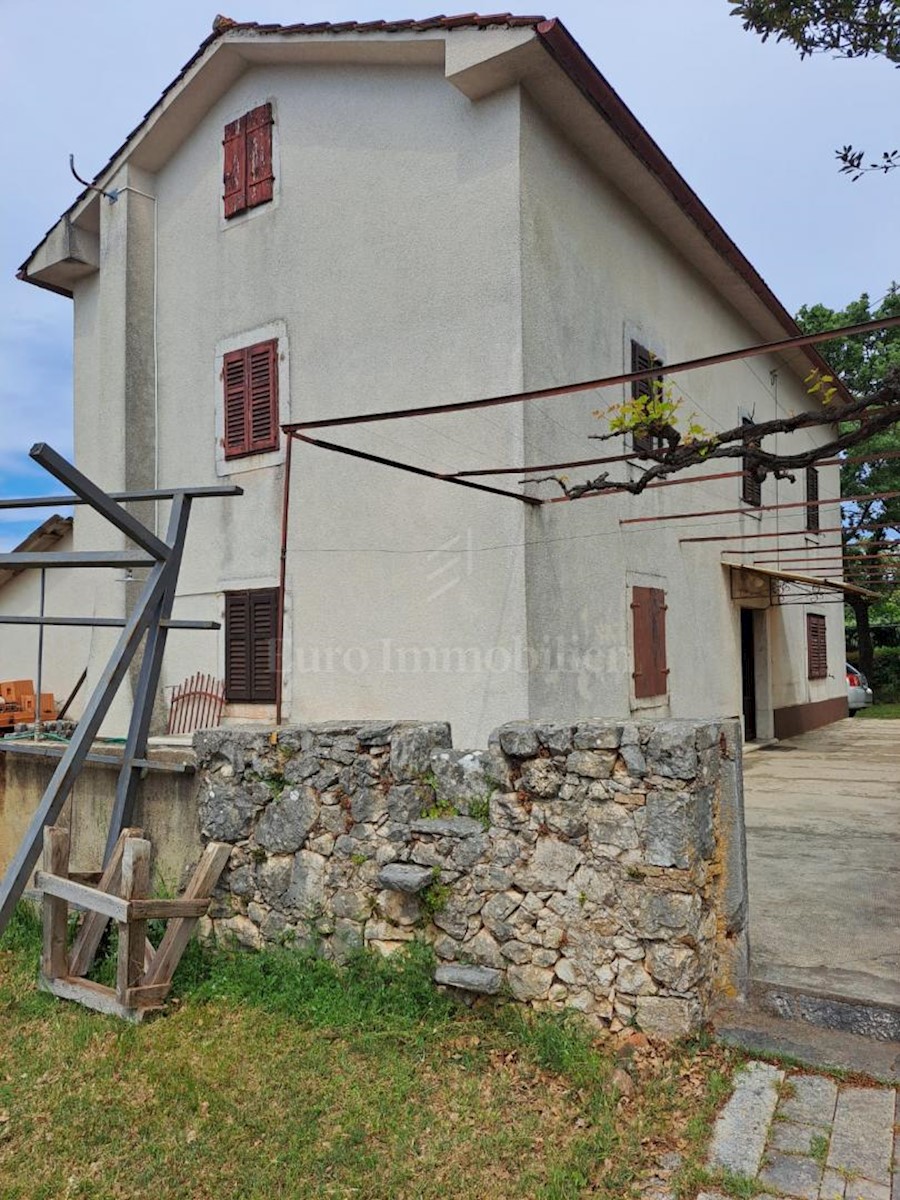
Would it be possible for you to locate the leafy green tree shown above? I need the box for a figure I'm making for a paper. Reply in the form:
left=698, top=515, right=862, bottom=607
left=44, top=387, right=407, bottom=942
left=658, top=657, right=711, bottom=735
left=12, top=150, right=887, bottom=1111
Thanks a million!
left=730, top=1, right=899, bottom=177
left=796, top=285, right=900, bottom=680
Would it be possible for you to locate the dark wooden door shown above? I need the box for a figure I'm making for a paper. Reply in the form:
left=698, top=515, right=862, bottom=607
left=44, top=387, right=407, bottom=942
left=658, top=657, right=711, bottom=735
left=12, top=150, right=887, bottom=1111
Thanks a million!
left=740, top=608, right=757, bottom=741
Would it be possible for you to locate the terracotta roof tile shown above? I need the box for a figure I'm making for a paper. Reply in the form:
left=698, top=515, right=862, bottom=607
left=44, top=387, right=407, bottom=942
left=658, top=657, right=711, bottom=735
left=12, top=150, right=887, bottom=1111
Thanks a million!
left=222, top=15, right=548, bottom=35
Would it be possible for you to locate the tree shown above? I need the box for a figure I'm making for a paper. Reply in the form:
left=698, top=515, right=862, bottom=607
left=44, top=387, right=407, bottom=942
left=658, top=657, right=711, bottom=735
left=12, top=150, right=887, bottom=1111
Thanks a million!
left=729, top=1, right=900, bottom=177
left=795, top=285, right=900, bottom=680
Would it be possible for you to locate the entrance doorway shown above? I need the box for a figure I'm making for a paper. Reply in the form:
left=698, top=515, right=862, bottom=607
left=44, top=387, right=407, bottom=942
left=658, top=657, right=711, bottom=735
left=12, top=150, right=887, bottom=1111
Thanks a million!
left=740, top=608, right=757, bottom=741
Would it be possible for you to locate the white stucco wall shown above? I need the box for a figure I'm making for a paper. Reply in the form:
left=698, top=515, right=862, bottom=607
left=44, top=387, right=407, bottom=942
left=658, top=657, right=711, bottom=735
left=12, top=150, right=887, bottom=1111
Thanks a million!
left=69, top=61, right=531, bottom=745
left=0, top=526, right=91, bottom=712
left=35, top=44, right=847, bottom=745
left=517, top=95, right=845, bottom=733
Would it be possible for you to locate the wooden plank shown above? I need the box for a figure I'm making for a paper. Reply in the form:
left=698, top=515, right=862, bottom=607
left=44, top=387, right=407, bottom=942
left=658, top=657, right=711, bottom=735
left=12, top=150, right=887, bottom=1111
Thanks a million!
left=117, top=838, right=151, bottom=1005
left=129, top=898, right=210, bottom=920
left=142, top=842, right=231, bottom=988
left=68, top=827, right=142, bottom=977
left=125, top=982, right=172, bottom=1006
left=41, top=827, right=69, bottom=980
left=39, top=974, right=148, bottom=1023
left=35, top=872, right=129, bottom=922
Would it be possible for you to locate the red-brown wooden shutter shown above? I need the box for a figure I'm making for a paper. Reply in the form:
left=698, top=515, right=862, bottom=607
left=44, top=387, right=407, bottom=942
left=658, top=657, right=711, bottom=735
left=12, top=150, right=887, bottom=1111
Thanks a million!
left=223, top=114, right=247, bottom=218
left=222, top=340, right=278, bottom=459
left=245, top=102, right=274, bottom=208
left=223, top=349, right=249, bottom=458
left=807, top=613, right=827, bottom=679
left=632, top=586, right=669, bottom=698
left=648, top=588, right=668, bottom=695
left=225, top=592, right=251, bottom=701
left=249, top=589, right=278, bottom=702
left=225, top=588, right=279, bottom=702
left=247, top=340, right=279, bottom=452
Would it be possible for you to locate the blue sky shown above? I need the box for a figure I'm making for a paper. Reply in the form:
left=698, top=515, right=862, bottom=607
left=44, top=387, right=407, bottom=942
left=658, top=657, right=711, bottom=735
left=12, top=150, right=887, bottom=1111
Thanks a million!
left=1, top=1, right=897, bottom=549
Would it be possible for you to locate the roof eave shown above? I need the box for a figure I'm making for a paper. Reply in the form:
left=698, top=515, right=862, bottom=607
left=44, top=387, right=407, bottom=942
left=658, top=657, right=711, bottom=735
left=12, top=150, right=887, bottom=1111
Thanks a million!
left=0, top=515, right=74, bottom=591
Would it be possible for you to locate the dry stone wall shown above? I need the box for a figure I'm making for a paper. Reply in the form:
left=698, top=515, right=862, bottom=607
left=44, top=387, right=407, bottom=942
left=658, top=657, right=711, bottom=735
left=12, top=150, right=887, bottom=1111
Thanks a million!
left=196, top=717, right=748, bottom=1038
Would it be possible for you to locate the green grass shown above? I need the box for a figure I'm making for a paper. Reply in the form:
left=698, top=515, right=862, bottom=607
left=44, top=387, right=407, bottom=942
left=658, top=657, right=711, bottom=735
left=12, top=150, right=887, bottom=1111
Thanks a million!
left=0, top=904, right=738, bottom=1200
left=856, top=703, right=900, bottom=719
left=809, top=1132, right=829, bottom=1165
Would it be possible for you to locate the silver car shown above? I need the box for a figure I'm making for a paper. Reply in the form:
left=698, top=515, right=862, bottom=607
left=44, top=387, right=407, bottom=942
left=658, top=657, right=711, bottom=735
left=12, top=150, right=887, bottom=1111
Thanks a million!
left=846, top=663, right=874, bottom=714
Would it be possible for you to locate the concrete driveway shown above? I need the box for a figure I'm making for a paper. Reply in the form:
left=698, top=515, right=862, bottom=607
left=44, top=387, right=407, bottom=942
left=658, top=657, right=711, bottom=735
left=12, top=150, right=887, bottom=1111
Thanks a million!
left=742, top=719, right=899, bottom=1009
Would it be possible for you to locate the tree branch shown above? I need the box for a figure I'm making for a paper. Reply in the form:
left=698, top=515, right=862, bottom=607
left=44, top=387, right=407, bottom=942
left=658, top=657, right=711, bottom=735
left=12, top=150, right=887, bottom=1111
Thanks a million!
left=524, top=369, right=900, bottom=500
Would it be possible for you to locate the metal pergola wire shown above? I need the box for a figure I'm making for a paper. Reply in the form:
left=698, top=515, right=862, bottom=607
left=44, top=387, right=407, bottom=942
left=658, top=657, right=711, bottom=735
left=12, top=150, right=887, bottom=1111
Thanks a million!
left=272, top=313, right=900, bottom=721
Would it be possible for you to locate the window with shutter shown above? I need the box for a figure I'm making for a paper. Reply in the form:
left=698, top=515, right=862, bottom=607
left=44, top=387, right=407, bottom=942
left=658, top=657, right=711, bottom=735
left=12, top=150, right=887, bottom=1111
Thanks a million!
left=741, top=417, right=762, bottom=507
left=631, top=586, right=669, bottom=699
left=222, top=339, right=279, bottom=460
left=631, top=340, right=665, bottom=456
left=223, top=102, right=274, bottom=219
left=806, top=612, right=827, bottom=680
left=225, top=588, right=279, bottom=703
left=806, top=467, right=820, bottom=532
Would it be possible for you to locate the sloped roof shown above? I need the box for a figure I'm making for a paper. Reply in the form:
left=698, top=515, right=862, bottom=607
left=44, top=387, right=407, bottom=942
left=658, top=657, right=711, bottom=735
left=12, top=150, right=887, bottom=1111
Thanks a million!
left=0, top=515, right=73, bottom=592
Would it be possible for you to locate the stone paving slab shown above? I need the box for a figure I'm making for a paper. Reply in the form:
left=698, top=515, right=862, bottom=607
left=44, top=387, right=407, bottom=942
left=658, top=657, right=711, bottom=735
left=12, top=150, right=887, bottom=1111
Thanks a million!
left=705, top=1063, right=898, bottom=1200
left=828, top=1087, right=896, bottom=1187
left=759, top=1151, right=823, bottom=1198
left=707, top=1060, right=784, bottom=1176
left=770, top=1120, right=830, bottom=1155
left=781, top=1075, right=840, bottom=1127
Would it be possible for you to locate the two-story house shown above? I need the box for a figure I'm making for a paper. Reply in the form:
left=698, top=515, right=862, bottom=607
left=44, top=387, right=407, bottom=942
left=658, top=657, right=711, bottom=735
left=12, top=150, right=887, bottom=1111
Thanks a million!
left=9, top=14, right=855, bottom=746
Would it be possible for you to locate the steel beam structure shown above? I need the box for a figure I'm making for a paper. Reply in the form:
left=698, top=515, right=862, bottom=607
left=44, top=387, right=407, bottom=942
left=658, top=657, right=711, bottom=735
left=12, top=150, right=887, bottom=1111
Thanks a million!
left=0, top=617, right=220, bottom=629
left=0, top=447, right=241, bottom=937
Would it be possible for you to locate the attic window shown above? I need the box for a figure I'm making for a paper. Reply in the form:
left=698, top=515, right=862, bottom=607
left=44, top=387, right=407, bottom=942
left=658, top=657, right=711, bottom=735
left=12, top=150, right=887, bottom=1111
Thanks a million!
left=223, top=103, right=274, bottom=218
left=806, top=467, right=820, bottom=532
left=741, top=417, right=762, bottom=507
left=630, top=341, right=665, bottom=455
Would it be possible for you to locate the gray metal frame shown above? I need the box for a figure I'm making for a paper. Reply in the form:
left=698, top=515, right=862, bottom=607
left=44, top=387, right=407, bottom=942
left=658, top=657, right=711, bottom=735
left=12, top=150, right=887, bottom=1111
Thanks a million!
left=0, top=444, right=241, bottom=935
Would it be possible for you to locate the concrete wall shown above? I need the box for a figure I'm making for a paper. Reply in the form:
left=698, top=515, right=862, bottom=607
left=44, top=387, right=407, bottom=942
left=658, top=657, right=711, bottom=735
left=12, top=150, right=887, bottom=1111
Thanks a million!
left=517, top=95, right=845, bottom=736
left=0, top=746, right=202, bottom=892
left=197, top=717, right=749, bottom=1038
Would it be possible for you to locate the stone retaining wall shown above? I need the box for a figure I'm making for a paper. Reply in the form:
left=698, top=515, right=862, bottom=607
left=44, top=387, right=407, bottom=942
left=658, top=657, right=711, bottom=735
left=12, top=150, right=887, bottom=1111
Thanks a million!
left=196, top=717, right=748, bottom=1038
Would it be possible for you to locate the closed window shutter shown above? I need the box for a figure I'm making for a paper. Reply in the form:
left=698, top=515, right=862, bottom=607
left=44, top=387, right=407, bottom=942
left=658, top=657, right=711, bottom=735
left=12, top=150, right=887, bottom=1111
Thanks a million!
left=225, top=589, right=279, bottom=702
left=648, top=587, right=668, bottom=695
left=632, top=586, right=668, bottom=698
left=249, top=589, right=278, bottom=702
left=807, top=613, right=827, bottom=679
left=223, top=349, right=249, bottom=457
left=225, top=592, right=251, bottom=701
left=223, top=115, right=247, bottom=217
left=222, top=340, right=278, bottom=459
left=248, top=341, right=279, bottom=452
left=806, top=467, right=820, bottom=532
left=245, top=102, right=275, bottom=208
